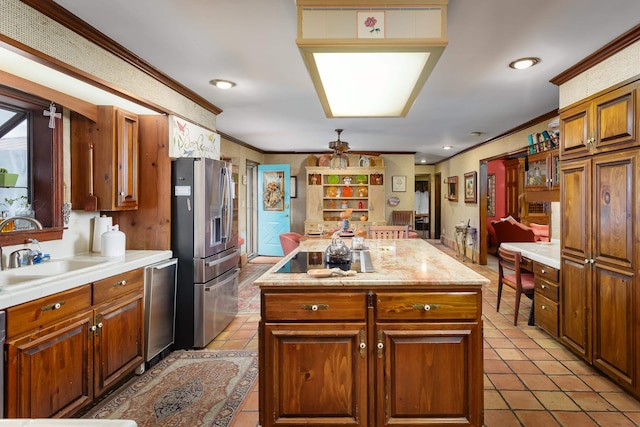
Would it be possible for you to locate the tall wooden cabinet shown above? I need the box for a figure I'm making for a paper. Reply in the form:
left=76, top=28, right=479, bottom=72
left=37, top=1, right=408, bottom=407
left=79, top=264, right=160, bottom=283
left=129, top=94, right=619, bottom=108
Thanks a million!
left=559, top=79, right=640, bottom=398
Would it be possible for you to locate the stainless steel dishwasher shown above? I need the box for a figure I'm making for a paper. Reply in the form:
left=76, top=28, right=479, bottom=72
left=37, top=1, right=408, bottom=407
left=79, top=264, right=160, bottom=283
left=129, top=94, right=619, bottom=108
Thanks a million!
left=143, top=259, right=178, bottom=369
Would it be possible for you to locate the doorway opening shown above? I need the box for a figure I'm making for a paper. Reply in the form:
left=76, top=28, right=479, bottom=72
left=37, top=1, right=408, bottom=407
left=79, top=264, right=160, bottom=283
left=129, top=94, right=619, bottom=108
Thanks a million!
left=245, top=161, right=258, bottom=260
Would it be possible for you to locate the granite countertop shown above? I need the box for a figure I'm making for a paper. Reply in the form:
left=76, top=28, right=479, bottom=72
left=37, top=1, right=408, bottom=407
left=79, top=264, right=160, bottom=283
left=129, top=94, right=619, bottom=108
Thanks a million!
left=254, top=239, right=490, bottom=288
left=500, top=240, right=560, bottom=270
left=0, top=250, right=173, bottom=309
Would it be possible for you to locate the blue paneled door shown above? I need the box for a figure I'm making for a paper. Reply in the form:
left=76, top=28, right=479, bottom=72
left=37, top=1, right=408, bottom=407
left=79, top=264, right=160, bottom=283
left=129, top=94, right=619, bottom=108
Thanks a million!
left=257, top=164, right=290, bottom=255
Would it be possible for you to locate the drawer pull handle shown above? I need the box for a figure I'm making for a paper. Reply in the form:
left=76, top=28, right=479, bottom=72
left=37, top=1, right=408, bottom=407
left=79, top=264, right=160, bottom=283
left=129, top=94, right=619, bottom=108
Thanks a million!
left=301, top=304, right=329, bottom=311
left=541, top=305, right=547, bottom=310
left=113, top=279, right=127, bottom=287
left=412, top=303, right=440, bottom=311
left=541, top=269, right=546, bottom=274
left=541, top=284, right=547, bottom=289
left=42, top=301, right=65, bottom=312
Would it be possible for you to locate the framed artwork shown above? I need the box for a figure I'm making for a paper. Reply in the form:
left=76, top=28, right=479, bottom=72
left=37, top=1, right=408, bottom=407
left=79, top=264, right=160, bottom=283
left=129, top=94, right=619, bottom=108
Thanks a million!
left=392, top=175, right=406, bottom=192
left=290, top=176, right=297, bottom=198
left=464, top=171, right=477, bottom=204
left=487, top=174, right=496, bottom=217
left=447, top=176, right=458, bottom=201
left=262, top=170, right=284, bottom=211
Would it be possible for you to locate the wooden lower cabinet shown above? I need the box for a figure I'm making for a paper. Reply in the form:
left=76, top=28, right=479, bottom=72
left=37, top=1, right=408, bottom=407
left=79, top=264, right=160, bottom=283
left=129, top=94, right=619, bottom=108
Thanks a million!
left=533, top=261, right=560, bottom=338
left=4, top=269, right=145, bottom=418
left=6, top=310, right=94, bottom=418
left=376, top=323, right=482, bottom=426
left=263, top=323, right=368, bottom=425
left=260, top=289, right=483, bottom=427
left=93, top=290, right=144, bottom=397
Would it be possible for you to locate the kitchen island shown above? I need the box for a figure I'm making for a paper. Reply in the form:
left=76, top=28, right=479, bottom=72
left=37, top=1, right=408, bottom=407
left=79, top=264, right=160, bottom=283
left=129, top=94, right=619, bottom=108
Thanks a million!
left=255, top=238, right=489, bottom=427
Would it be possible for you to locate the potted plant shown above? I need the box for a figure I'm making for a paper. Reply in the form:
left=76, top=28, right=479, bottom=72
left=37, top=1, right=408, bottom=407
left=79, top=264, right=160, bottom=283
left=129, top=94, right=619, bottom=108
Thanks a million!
left=0, top=168, right=19, bottom=187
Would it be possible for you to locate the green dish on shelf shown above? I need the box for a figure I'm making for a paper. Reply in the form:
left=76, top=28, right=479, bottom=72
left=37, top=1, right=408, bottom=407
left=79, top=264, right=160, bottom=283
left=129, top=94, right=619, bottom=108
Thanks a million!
left=327, top=175, right=339, bottom=184
left=355, top=174, right=367, bottom=184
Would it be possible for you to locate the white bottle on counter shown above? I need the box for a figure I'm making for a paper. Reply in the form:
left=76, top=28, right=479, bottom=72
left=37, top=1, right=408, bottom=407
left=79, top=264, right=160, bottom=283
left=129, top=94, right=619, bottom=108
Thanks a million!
left=101, top=224, right=126, bottom=257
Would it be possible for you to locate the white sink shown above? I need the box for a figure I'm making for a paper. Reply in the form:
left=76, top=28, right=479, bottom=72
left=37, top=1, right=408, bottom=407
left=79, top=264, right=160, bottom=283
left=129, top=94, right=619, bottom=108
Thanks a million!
left=5, top=258, right=107, bottom=277
left=0, top=275, right=45, bottom=286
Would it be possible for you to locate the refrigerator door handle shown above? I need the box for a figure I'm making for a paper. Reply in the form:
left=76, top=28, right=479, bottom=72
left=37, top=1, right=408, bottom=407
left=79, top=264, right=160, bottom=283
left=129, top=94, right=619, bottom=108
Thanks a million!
left=220, top=167, right=229, bottom=240
left=206, top=250, right=239, bottom=267
left=204, top=268, right=239, bottom=291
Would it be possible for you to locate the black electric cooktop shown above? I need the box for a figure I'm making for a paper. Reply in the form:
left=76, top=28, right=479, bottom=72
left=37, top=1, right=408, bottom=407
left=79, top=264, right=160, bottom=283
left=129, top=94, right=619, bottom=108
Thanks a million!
left=275, top=251, right=374, bottom=273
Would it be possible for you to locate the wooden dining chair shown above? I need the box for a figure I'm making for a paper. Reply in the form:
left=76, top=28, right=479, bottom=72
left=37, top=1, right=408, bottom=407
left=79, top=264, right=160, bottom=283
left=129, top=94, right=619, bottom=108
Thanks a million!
left=497, top=246, right=535, bottom=326
left=366, top=225, right=409, bottom=239
left=391, top=210, right=414, bottom=228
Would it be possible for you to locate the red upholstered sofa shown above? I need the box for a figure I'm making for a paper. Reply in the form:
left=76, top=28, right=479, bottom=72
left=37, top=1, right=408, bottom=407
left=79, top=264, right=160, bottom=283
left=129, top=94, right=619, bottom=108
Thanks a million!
left=491, top=219, right=536, bottom=248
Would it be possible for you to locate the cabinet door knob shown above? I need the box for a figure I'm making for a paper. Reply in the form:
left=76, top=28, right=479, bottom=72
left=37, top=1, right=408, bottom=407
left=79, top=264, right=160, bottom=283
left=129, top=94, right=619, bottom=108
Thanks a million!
left=41, top=301, right=65, bottom=311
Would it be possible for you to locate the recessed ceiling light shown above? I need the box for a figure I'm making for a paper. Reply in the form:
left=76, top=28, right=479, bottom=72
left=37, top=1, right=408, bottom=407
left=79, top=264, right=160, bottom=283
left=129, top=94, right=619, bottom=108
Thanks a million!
left=508, top=57, right=540, bottom=70
left=209, top=79, right=236, bottom=89
left=420, top=159, right=426, bottom=163
left=442, top=145, right=452, bottom=150
left=470, top=131, right=482, bottom=137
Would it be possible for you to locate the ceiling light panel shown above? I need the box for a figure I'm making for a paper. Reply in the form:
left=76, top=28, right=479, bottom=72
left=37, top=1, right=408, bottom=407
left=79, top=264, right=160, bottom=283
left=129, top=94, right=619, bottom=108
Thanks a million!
left=296, top=0, right=448, bottom=118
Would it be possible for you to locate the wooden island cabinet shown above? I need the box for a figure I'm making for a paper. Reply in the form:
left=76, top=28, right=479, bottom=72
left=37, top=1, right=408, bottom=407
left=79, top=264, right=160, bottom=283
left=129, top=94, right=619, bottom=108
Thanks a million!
left=256, top=239, right=488, bottom=427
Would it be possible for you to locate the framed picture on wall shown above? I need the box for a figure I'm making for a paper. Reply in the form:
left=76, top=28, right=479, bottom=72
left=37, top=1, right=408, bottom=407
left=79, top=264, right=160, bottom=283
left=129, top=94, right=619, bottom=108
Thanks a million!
left=392, top=175, right=406, bottom=192
left=464, top=171, right=477, bottom=204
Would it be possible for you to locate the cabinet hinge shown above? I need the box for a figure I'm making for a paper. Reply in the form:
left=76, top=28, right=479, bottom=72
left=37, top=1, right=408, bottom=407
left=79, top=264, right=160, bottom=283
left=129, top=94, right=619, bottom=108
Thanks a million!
left=367, top=291, right=375, bottom=308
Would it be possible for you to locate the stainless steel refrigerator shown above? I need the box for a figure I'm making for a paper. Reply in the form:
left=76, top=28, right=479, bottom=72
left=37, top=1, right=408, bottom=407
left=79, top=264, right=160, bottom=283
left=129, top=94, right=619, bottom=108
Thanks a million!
left=172, top=157, right=239, bottom=349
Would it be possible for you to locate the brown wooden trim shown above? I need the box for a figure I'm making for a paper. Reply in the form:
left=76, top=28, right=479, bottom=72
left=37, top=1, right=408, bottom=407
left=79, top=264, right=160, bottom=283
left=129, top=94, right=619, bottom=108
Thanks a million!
left=0, top=35, right=169, bottom=117
left=18, top=0, right=222, bottom=116
left=0, top=227, right=65, bottom=247
left=434, top=109, right=558, bottom=165
left=0, top=70, right=98, bottom=122
left=550, top=23, right=640, bottom=86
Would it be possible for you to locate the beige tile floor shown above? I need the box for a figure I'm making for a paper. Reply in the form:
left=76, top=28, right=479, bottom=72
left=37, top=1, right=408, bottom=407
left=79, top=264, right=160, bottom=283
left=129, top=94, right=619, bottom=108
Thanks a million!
left=217, top=242, right=640, bottom=427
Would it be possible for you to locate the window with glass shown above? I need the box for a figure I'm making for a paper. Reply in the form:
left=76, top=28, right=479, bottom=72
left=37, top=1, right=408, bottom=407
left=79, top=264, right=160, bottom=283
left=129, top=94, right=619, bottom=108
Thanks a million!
left=0, top=86, right=63, bottom=243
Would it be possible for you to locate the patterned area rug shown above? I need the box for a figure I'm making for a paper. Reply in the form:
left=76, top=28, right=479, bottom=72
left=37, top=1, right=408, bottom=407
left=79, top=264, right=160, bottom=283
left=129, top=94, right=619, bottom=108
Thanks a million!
left=238, top=263, right=271, bottom=313
left=85, top=350, right=258, bottom=427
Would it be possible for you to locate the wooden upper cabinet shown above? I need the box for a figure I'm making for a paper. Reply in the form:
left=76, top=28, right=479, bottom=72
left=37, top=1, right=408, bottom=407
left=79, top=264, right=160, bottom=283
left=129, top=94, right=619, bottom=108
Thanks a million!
left=560, top=81, right=638, bottom=160
left=71, top=106, right=139, bottom=211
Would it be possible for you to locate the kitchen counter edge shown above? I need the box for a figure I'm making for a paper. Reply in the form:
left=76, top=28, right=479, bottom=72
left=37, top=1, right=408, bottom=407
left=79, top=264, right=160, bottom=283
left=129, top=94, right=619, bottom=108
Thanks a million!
left=0, top=250, right=173, bottom=309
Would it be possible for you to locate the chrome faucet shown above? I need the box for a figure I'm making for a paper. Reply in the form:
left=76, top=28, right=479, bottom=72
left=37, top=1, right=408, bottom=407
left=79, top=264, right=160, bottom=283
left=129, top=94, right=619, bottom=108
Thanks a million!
left=0, top=216, right=43, bottom=231
left=9, top=248, right=36, bottom=268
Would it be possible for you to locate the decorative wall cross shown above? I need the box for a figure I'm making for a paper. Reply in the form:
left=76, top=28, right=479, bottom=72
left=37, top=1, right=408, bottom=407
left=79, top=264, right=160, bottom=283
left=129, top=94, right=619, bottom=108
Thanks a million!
left=43, top=102, right=62, bottom=129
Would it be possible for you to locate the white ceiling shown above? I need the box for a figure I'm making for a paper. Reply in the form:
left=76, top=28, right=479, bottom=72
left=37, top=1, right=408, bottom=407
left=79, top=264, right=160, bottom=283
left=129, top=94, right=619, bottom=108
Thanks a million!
left=51, top=0, right=640, bottom=164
